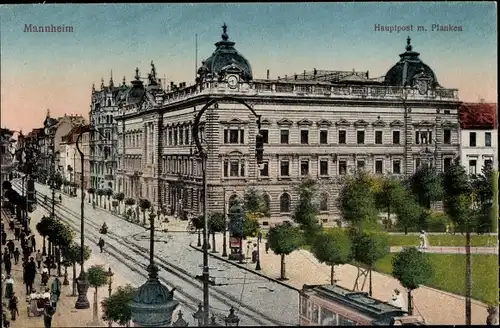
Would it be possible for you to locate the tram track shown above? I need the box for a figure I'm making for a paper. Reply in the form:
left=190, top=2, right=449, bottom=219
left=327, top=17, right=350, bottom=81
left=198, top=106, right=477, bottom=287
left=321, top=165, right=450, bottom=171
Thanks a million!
left=13, top=181, right=285, bottom=326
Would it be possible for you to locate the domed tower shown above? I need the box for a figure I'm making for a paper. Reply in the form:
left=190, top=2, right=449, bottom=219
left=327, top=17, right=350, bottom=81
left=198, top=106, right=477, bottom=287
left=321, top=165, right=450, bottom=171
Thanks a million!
left=197, top=23, right=253, bottom=83
left=384, top=37, right=440, bottom=93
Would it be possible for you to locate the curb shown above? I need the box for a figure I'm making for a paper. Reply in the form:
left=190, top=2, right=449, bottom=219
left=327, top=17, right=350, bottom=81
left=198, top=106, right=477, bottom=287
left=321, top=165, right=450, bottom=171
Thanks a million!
left=188, top=243, right=301, bottom=293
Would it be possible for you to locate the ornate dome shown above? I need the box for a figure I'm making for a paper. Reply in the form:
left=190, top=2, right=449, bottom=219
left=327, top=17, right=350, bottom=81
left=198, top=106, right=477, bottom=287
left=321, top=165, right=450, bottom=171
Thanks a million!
left=199, top=23, right=253, bottom=81
left=384, top=37, right=439, bottom=88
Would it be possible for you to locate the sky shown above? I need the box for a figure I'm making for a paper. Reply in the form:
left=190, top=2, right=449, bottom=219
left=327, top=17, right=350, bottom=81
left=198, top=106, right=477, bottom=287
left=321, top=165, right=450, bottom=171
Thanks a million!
left=0, top=2, right=497, bottom=133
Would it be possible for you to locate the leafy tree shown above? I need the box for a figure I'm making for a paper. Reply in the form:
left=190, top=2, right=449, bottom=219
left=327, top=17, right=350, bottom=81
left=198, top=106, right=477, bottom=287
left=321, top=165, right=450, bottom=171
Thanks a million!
left=243, top=188, right=266, bottom=214
left=88, top=264, right=110, bottom=324
left=36, top=215, right=54, bottom=255
left=375, top=176, right=407, bottom=229
left=392, top=247, right=434, bottom=315
left=104, top=188, right=113, bottom=209
left=409, top=165, right=443, bottom=209
left=63, top=243, right=91, bottom=296
left=208, top=212, right=225, bottom=253
left=243, top=213, right=260, bottom=238
left=124, top=197, right=135, bottom=213
left=338, top=172, right=380, bottom=230
left=114, top=192, right=125, bottom=215
left=491, top=170, right=499, bottom=233
left=442, top=161, right=474, bottom=231
left=101, top=284, right=137, bottom=327
left=311, top=229, right=352, bottom=285
left=139, top=199, right=151, bottom=226
left=471, top=166, right=498, bottom=233
left=267, top=222, right=303, bottom=280
left=393, top=189, right=423, bottom=234
left=87, top=187, right=95, bottom=204
left=350, top=230, right=390, bottom=296
left=293, top=178, right=322, bottom=245
left=96, top=189, right=104, bottom=206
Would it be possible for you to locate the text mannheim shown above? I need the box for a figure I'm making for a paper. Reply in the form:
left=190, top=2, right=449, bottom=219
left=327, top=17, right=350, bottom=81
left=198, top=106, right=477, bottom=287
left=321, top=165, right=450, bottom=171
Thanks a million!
left=91, top=26, right=460, bottom=227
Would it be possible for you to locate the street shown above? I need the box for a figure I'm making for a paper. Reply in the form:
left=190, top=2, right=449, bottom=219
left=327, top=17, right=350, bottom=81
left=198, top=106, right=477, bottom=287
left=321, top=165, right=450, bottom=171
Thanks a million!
left=13, top=179, right=299, bottom=326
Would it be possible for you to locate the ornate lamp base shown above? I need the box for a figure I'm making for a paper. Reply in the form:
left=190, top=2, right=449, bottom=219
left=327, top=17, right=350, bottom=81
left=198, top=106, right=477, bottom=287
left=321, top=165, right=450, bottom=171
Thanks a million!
left=75, top=271, right=90, bottom=309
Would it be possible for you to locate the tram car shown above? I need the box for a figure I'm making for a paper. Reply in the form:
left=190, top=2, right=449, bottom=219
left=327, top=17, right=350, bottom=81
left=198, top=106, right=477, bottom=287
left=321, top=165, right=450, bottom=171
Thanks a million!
left=299, top=284, right=425, bottom=326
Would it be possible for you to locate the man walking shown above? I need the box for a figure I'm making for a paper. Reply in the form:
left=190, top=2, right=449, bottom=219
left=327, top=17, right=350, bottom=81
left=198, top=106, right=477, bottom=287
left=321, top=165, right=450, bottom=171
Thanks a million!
left=50, top=276, right=61, bottom=309
left=12, top=247, right=20, bottom=265
left=24, top=257, right=37, bottom=295
left=43, top=298, right=55, bottom=328
left=98, top=237, right=105, bottom=253
left=6, top=240, right=14, bottom=256
left=4, top=256, right=12, bottom=276
left=35, top=250, right=43, bottom=269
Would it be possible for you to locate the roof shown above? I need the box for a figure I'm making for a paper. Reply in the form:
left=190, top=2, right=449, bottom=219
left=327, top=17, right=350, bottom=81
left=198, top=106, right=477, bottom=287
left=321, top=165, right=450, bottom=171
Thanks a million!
left=62, top=125, right=90, bottom=144
left=303, top=284, right=407, bottom=325
left=459, top=102, right=497, bottom=129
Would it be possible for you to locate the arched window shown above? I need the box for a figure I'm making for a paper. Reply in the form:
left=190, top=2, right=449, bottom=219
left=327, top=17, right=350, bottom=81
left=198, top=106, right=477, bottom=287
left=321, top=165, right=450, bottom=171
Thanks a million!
left=320, top=193, right=328, bottom=211
left=262, top=194, right=271, bottom=216
left=280, top=193, right=291, bottom=213
left=228, top=194, right=239, bottom=209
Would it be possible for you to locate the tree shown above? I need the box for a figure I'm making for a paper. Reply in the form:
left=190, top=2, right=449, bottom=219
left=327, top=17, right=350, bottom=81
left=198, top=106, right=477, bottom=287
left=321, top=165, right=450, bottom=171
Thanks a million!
left=88, top=264, right=110, bottom=324
left=114, top=192, right=125, bottom=215
left=104, top=188, right=113, bottom=209
left=243, top=213, right=260, bottom=238
left=139, top=199, right=151, bottom=226
left=338, top=172, right=380, bottom=230
left=64, top=243, right=91, bottom=296
left=409, top=165, right=443, bottom=209
left=350, top=230, right=390, bottom=296
left=243, top=188, right=266, bottom=214
left=124, top=197, right=135, bottom=218
left=88, top=187, right=95, bottom=204
left=375, top=176, right=407, bottom=229
left=311, top=229, right=352, bottom=285
left=36, top=215, right=54, bottom=255
left=267, top=222, right=303, bottom=280
left=392, top=247, right=434, bottom=314
left=54, top=223, right=74, bottom=276
left=208, top=212, right=225, bottom=253
left=96, top=189, right=104, bottom=207
left=471, top=165, right=498, bottom=233
left=393, top=189, right=423, bottom=234
left=101, top=284, right=137, bottom=327
left=293, top=178, right=322, bottom=245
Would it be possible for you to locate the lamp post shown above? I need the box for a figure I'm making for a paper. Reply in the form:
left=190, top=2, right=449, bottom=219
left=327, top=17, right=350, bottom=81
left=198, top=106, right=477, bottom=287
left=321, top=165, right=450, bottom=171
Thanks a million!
left=224, top=307, right=240, bottom=327
left=221, top=187, right=228, bottom=257
left=255, top=239, right=261, bottom=271
left=192, top=303, right=204, bottom=327
left=191, top=97, right=262, bottom=325
left=173, top=310, right=189, bottom=327
left=107, top=266, right=114, bottom=328
left=129, top=210, right=179, bottom=327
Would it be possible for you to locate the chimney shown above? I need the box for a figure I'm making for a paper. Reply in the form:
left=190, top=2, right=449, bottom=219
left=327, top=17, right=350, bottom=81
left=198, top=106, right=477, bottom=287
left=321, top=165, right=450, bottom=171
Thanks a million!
left=278, top=76, right=280, bottom=81
left=294, top=74, right=297, bottom=80
left=314, top=68, right=317, bottom=77
left=266, top=69, right=270, bottom=80
left=304, top=70, right=306, bottom=79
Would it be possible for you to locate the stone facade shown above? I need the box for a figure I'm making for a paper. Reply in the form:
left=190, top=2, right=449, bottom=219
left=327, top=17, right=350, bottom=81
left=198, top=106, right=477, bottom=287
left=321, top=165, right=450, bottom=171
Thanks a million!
left=111, top=27, right=461, bottom=227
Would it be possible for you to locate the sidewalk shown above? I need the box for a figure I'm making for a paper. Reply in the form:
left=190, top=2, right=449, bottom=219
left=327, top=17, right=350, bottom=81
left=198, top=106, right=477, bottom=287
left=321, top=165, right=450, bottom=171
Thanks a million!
left=191, top=232, right=490, bottom=325
left=1, top=203, right=132, bottom=327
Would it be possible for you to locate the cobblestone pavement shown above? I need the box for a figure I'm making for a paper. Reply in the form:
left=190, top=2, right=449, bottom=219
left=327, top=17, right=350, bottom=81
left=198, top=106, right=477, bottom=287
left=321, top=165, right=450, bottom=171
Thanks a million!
left=188, top=231, right=493, bottom=326
left=16, top=181, right=300, bottom=326
left=1, top=203, right=131, bottom=327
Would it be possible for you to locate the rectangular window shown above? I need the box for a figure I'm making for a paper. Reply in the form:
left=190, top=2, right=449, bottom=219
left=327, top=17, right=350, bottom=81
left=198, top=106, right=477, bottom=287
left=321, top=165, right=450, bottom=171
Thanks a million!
left=223, top=160, right=244, bottom=177
left=444, top=158, right=452, bottom=171
left=179, top=130, right=184, bottom=145
left=230, top=160, right=240, bottom=177
left=260, top=129, right=269, bottom=144
left=300, top=130, right=309, bottom=144
left=469, top=132, right=476, bottom=147
left=280, top=160, right=290, bottom=177
left=485, top=159, right=493, bottom=169
left=300, top=160, right=309, bottom=176
left=319, top=130, right=328, bottom=144
left=444, top=129, right=451, bottom=144
left=357, top=160, right=365, bottom=170
left=280, top=130, right=289, bottom=144
left=173, top=130, right=178, bottom=146
left=357, top=130, right=365, bottom=144
left=485, top=132, right=492, bottom=147
left=469, top=159, right=477, bottom=175
left=338, top=160, right=347, bottom=175
left=259, top=162, right=269, bottom=177
left=320, top=159, right=329, bottom=176
left=393, top=160, right=401, bottom=174
left=375, top=160, right=383, bottom=174
left=185, top=128, right=190, bottom=145
left=338, top=130, right=346, bottom=144
left=375, top=131, right=383, bottom=144
left=226, top=129, right=239, bottom=144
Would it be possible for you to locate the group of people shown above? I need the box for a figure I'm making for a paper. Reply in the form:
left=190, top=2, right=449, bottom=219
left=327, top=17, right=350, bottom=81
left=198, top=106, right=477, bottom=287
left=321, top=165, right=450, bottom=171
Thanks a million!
left=1, top=217, right=58, bottom=328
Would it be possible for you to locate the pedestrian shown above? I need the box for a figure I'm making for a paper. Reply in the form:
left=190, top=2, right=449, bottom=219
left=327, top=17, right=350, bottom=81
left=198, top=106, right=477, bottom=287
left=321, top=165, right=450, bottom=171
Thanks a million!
left=44, top=256, right=54, bottom=276
left=1, top=230, right=6, bottom=246
left=50, top=276, right=61, bottom=308
left=31, top=235, right=36, bottom=253
left=19, top=231, right=25, bottom=243
left=9, top=219, right=14, bottom=230
left=6, top=240, right=14, bottom=255
left=42, top=287, right=51, bottom=300
left=41, top=266, right=49, bottom=286
left=265, top=241, right=269, bottom=254
left=22, top=245, right=30, bottom=263
left=43, top=297, right=55, bottom=328
left=24, top=257, right=37, bottom=295
left=13, top=247, right=20, bottom=265
left=4, top=257, right=12, bottom=276
left=257, top=231, right=262, bottom=243
left=27, top=236, right=33, bottom=254
left=2, top=248, right=10, bottom=262
left=35, top=250, right=43, bottom=268
left=7, top=292, right=18, bottom=321
left=4, top=275, right=15, bottom=298
left=13, top=226, right=20, bottom=241
left=98, top=237, right=105, bottom=253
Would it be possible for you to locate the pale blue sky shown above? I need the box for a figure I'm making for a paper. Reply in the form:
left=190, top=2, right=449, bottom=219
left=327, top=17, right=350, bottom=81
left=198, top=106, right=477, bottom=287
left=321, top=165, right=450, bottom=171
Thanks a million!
left=0, top=3, right=497, bottom=132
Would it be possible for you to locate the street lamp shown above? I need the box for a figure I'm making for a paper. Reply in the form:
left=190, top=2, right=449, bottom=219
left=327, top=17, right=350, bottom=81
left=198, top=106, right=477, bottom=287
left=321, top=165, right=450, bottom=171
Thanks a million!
left=221, top=187, right=228, bottom=257
left=107, top=266, right=114, bottom=328
left=227, top=203, right=245, bottom=263
left=192, top=303, right=204, bottom=327
left=129, top=211, right=179, bottom=326
left=224, top=307, right=240, bottom=327
left=191, top=96, right=262, bottom=324
left=208, top=314, right=221, bottom=326
left=173, top=310, right=189, bottom=327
